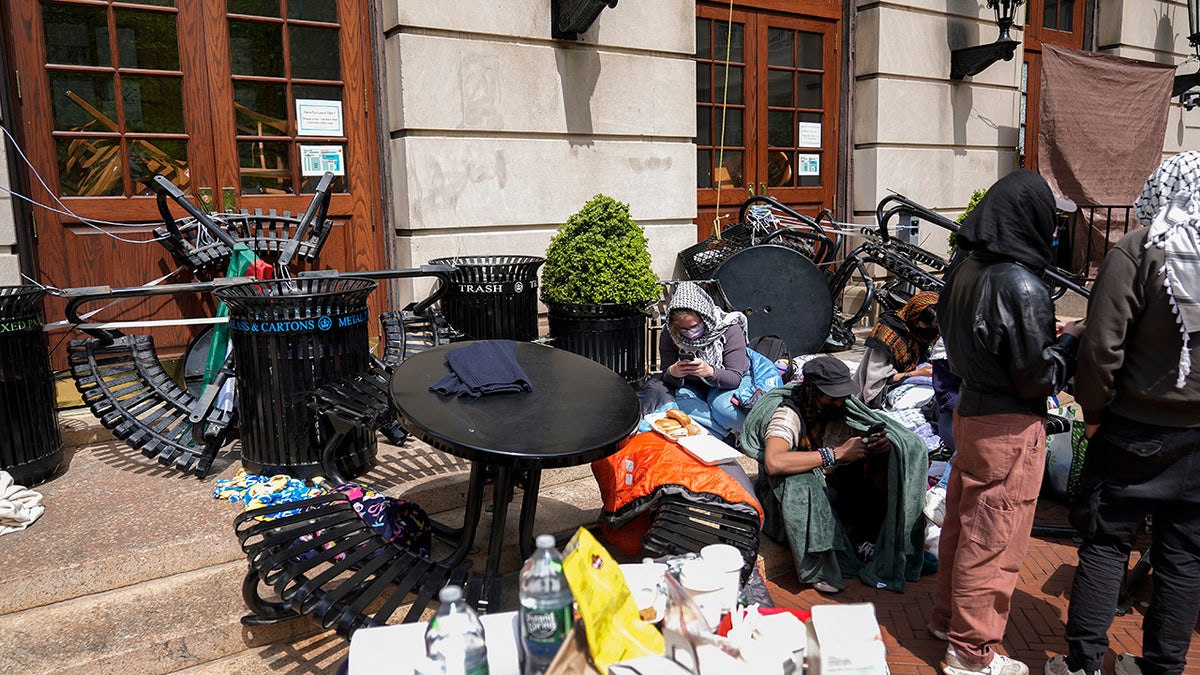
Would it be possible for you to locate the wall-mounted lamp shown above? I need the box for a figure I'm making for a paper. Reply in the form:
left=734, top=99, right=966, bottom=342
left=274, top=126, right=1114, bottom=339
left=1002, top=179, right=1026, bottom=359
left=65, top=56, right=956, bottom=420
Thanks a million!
left=950, top=0, right=1025, bottom=80
left=551, top=0, right=618, bottom=40
left=1172, top=0, right=1200, bottom=105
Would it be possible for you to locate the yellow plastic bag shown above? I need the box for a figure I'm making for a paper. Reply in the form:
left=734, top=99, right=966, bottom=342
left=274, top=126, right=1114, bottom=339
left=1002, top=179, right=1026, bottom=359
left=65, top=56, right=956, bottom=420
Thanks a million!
left=561, top=527, right=664, bottom=674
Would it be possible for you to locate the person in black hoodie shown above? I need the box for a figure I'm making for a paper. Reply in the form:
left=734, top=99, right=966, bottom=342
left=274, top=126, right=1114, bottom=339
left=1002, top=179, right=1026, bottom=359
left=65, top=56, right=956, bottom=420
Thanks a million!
left=929, top=169, right=1084, bottom=675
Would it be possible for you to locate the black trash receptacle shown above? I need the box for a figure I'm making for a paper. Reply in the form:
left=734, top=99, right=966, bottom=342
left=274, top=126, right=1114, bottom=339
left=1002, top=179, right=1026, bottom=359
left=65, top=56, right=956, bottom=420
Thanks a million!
left=0, top=286, right=62, bottom=486
left=545, top=301, right=648, bottom=385
left=429, top=256, right=544, bottom=341
left=216, top=277, right=377, bottom=479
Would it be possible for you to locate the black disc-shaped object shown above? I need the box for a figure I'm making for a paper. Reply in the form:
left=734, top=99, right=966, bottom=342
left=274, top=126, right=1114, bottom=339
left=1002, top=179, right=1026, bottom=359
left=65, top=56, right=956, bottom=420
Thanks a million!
left=713, top=244, right=833, bottom=356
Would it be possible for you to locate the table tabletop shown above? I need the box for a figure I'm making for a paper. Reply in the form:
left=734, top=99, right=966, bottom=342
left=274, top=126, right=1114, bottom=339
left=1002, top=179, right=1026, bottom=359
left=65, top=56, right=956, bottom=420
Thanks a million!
left=390, top=341, right=640, bottom=469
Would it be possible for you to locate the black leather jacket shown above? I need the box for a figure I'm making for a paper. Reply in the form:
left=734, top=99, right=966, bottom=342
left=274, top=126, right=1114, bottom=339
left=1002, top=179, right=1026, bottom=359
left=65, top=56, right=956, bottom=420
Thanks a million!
left=937, top=256, right=1079, bottom=417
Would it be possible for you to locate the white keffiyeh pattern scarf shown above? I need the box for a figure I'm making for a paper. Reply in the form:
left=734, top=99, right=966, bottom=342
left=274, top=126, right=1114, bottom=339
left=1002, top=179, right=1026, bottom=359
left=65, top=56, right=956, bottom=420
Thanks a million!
left=1134, top=151, right=1200, bottom=387
left=667, top=281, right=748, bottom=369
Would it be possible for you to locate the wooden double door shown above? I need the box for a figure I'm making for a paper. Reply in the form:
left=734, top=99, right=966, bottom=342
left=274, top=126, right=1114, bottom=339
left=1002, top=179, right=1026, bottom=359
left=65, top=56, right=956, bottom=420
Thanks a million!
left=695, top=0, right=843, bottom=236
left=4, top=0, right=387, bottom=368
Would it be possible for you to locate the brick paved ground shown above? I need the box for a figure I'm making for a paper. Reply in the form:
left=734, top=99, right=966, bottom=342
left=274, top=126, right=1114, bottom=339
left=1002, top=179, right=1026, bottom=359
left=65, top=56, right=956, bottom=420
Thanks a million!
left=764, top=499, right=1200, bottom=675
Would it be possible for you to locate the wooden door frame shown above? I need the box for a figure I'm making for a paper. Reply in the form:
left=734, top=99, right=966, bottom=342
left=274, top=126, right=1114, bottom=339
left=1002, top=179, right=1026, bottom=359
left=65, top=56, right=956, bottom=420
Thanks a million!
left=695, top=0, right=848, bottom=235
left=745, top=11, right=841, bottom=212
left=0, top=8, right=36, bottom=280
left=1, top=1, right=390, bottom=369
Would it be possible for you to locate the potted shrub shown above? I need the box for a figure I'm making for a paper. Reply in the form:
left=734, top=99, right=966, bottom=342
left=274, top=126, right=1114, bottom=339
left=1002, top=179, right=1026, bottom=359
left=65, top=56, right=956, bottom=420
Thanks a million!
left=541, top=194, right=659, bottom=383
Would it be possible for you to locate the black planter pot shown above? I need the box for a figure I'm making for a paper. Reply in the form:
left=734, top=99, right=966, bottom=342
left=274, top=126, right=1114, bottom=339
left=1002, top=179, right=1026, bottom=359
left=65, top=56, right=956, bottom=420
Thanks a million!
left=545, top=301, right=649, bottom=385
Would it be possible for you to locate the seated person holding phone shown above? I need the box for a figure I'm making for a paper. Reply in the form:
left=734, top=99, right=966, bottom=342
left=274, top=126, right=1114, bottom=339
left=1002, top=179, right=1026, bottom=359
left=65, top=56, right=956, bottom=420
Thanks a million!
left=740, top=356, right=929, bottom=594
left=659, top=282, right=751, bottom=439
left=854, top=291, right=940, bottom=409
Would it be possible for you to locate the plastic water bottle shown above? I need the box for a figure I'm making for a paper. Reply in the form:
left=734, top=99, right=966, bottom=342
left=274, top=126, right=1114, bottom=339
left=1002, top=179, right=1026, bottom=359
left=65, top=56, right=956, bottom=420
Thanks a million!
left=425, top=585, right=489, bottom=675
left=519, top=534, right=575, bottom=675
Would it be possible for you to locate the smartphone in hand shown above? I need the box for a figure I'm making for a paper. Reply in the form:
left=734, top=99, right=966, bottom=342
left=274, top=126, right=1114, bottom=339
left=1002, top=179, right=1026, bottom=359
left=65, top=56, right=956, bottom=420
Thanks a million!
left=862, top=422, right=886, bottom=441
left=678, top=352, right=697, bottom=362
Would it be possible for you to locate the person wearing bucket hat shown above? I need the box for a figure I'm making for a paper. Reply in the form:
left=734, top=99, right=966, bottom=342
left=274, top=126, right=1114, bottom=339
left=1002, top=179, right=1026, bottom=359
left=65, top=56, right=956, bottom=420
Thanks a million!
left=759, top=356, right=894, bottom=592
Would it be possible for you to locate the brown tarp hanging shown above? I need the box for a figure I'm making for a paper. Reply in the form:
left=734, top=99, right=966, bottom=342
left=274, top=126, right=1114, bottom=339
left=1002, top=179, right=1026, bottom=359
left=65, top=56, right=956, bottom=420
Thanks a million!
left=1038, top=44, right=1174, bottom=277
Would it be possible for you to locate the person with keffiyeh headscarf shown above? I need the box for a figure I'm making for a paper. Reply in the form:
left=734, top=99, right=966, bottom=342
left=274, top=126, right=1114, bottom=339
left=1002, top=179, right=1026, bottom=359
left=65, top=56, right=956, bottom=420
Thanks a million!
left=853, top=290, right=941, bottom=408
left=659, top=282, right=751, bottom=438
left=1046, top=152, right=1200, bottom=675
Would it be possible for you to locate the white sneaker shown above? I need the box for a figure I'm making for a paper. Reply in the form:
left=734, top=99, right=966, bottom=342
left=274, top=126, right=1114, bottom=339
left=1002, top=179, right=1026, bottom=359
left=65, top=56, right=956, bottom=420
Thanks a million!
left=1043, top=655, right=1098, bottom=675
left=812, top=580, right=841, bottom=594
left=1114, top=654, right=1142, bottom=675
left=927, top=623, right=948, bottom=641
left=941, top=646, right=1028, bottom=675
left=924, top=486, right=947, bottom=527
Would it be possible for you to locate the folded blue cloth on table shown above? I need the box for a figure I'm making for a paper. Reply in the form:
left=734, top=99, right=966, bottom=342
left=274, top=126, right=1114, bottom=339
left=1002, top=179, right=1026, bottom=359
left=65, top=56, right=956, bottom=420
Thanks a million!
left=430, top=340, right=533, bottom=398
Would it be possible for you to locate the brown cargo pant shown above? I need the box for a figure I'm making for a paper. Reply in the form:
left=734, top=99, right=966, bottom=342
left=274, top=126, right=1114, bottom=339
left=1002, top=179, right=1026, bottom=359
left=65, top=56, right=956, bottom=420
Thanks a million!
left=930, top=411, right=1046, bottom=667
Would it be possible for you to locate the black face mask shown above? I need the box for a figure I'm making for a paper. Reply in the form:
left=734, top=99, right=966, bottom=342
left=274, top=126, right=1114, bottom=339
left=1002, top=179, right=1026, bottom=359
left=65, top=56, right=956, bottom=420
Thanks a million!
left=914, top=325, right=939, bottom=342
left=817, top=402, right=846, bottom=421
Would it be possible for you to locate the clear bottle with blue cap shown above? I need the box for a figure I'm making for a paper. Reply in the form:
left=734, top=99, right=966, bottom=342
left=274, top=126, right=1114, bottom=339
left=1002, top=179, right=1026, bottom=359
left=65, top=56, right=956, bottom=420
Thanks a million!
left=425, top=585, right=489, bottom=675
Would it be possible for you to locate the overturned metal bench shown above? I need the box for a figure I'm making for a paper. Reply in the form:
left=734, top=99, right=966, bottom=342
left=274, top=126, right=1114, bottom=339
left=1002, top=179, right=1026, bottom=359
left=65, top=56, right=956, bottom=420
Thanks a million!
left=234, top=492, right=483, bottom=637
left=152, top=173, right=334, bottom=275
left=305, top=266, right=463, bottom=485
left=642, top=497, right=762, bottom=583
left=65, top=280, right=235, bottom=477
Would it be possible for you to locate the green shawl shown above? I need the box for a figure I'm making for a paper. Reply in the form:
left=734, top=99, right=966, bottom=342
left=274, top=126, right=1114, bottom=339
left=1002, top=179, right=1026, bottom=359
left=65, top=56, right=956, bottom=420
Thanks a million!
left=740, top=383, right=927, bottom=592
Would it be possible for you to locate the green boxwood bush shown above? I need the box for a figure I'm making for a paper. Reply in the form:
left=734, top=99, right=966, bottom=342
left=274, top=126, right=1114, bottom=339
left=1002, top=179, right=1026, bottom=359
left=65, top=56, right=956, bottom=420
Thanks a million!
left=949, top=188, right=987, bottom=252
left=541, top=194, right=659, bottom=306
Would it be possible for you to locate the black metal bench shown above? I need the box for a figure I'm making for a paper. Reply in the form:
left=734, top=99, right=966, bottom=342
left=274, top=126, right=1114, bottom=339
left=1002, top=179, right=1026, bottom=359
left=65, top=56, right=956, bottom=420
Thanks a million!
left=642, top=497, right=762, bottom=583
left=304, top=267, right=462, bottom=485
left=234, top=492, right=485, bottom=637
left=65, top=280, right=237, bottom=477
left=152, top=173, right=334, bottom=275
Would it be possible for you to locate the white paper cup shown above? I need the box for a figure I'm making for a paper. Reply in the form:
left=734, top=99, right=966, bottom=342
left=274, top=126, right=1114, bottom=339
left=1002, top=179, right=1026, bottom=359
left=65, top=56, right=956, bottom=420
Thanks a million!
left=679, top=559, right=724, bottom=628
left=701, top=543, right=744, bottom=615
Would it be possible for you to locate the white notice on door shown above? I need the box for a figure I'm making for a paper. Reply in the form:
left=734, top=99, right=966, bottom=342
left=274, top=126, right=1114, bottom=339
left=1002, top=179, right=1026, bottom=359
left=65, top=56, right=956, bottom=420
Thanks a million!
left=296, top=99, right=344, bottom=137
left=799, top=122, right=822, bottom=147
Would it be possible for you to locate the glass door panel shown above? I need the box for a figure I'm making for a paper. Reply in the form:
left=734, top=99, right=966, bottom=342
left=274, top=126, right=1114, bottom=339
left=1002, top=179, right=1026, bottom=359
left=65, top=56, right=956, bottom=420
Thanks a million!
left=226, top=5, right=346, bottom=194
left=41, top=1, right=190, bottom=195
left=696, top=4, right=839, bottom=230
left=696, top=9, right=751, bottom=223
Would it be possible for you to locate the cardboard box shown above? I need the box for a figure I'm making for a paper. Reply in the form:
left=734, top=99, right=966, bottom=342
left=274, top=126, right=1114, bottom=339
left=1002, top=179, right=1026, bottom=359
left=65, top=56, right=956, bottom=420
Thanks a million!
left=804, top=604, right=888, bottom=675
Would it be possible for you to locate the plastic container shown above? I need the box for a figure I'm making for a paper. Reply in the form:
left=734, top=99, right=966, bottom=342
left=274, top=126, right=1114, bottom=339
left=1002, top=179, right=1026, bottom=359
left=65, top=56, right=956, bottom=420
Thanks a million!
left=679, top=559, right=724, bottom=629
left=425, top=585, right=489, bottom=675
left=215, top=277, right=377, bottom=479
left=0, top=286, right=62, bottom=485
left=700, top=543, right=745, bottom=616
left=519, top=534, right=574, bottom=675
left=429, top=256, right=544, bottom=342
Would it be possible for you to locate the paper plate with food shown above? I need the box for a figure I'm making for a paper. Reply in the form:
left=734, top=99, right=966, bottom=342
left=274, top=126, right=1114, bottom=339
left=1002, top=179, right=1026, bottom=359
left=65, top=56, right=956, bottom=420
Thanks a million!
left=645, top=408, right=707, bottom=440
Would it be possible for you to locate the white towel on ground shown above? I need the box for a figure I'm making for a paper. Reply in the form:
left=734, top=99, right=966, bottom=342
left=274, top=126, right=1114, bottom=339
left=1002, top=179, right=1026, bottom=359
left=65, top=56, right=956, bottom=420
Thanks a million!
left=0, top=470, right=45, bottom=535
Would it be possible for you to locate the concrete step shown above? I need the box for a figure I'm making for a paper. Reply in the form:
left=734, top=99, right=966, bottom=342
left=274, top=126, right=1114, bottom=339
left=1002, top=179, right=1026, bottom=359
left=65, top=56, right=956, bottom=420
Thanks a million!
left=1, top=409, right=791, bottom=674
left=0, top=560, right=325, bottom=675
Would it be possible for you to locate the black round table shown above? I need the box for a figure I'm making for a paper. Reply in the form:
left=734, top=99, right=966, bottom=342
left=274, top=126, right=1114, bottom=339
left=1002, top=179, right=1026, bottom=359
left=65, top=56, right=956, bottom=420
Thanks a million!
left=390, top=340, right=640, bottom=588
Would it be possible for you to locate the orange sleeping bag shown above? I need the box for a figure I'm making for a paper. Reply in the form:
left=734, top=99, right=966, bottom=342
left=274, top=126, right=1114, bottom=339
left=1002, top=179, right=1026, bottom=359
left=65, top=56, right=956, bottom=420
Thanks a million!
left=591, top=431, right=763, bottom=556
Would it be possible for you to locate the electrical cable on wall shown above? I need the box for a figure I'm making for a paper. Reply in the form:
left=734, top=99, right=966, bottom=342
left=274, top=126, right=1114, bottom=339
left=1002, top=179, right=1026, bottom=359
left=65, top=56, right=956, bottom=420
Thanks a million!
left=0, top=124, right=172, bottom=244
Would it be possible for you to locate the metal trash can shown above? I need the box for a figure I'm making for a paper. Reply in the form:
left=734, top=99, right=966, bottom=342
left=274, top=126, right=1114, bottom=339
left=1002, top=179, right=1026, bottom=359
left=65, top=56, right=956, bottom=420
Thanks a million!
left=429, top=256, right=544, bottom=341
left=545, top=301, right=648, bottom=385
left=216, top=277, right=377, bottom=479
left=0, top=286, right=62, bottom=485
